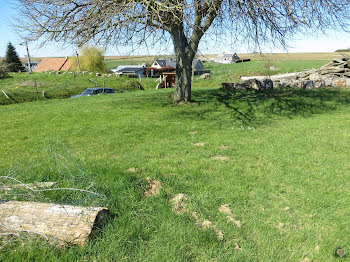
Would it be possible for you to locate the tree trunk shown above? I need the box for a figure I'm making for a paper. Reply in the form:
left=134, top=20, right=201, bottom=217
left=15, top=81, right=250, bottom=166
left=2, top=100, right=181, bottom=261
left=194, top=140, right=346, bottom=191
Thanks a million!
left=0, top=201, right=109, bottom=247
left=174, top=50, right=193, bottom=102
left=171, top=26, right=196, bottom=102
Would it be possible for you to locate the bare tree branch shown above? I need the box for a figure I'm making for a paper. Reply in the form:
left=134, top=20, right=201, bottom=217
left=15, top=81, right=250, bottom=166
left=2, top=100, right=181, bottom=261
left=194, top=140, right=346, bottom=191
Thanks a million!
left=13, top=0, right=350, bottom=101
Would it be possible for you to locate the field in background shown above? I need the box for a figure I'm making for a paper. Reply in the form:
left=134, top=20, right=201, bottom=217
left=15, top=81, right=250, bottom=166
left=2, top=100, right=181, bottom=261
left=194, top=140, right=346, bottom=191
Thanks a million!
left=104, top=52, right=350, bottom=69
left=198, top=52, right=350, bottom=61
left=1, top=52, right=346, bottom=71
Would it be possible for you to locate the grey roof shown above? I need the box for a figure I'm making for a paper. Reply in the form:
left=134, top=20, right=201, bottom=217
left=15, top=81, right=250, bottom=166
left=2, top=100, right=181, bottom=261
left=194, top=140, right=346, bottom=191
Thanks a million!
left=193, top=59, right=201, bottom=67
left=111, top=65, right=145, bottom=73
left=153, top=59, right=203, bottom=69
left=153, top=60, right=177, bottom=68
left=219, top=53, right=240, bottom=59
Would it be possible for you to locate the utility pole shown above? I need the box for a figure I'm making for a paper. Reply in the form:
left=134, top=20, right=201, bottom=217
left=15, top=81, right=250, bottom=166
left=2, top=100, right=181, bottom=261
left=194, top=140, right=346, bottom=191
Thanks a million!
left=75, top=50, right=81, bottom=72
left=23, top=41, right=32, bottom=73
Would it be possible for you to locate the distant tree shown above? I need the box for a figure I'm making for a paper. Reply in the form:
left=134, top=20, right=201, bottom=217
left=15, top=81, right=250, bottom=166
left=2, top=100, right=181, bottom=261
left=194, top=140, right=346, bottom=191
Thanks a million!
left=71, top=46, right=106, bottom=73
left=4, top=42, right=22, bottom=72
left=335, top=48, right=350, bottom=52
left=17, top=0, right=350, bottom=102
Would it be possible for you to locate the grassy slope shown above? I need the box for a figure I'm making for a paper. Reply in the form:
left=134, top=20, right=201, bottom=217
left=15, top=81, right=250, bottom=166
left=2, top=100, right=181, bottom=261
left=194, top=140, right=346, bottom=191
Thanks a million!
left=1, top=86, right=350, bottom=261
left=0, top=73, right=153, bottom=105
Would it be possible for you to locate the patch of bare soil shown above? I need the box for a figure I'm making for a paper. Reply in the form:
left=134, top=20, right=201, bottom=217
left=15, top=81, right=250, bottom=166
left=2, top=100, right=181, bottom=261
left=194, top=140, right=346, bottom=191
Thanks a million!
left=218, top=204, right=242, bottom=227
left=211, top=155, right=231, bottom=161
left=194, top=142, right=205, bottom=147
left=189, top=131, right=197, bottom=135
left=144, top=177, right=162, bottom=197
left=191, top=211, right=224, bottom=240
left=220, top=145, right=229, bottom=150
left=169, top=193, right=188, bottom=214
left=169, top=194, right=224, bottom=240
left=277, top=222, right=285, bottom=229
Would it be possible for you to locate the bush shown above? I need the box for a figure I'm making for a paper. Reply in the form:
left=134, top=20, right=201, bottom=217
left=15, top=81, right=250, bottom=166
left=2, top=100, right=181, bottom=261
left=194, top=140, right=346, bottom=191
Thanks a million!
left=117, top=77, right=144, bottom=90
left=0, top=64, right=9, bottom=79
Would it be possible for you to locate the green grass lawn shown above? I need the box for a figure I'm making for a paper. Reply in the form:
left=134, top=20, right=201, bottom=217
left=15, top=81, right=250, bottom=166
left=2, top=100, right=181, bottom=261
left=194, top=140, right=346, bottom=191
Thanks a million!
left=1, top=85, right=350, bottom=261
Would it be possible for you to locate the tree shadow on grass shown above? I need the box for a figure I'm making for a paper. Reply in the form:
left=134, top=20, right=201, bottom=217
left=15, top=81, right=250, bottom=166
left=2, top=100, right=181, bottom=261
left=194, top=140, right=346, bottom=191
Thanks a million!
left=190, top=87, right=350, bottom=127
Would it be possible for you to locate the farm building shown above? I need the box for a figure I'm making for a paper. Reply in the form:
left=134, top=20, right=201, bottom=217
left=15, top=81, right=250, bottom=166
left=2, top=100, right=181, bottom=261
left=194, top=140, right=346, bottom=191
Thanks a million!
left=150, top=59, right=208, bottom=75
left=151, top=60, right=177, bottom=69
left=151, top=59, right=203, bottom=70
left=215, top=53, right=240, bottom=64
left=34, top=57, right=72, bottom=72
left=23, top=61, right=40, bottom=72
left=111, top=65, right=145, bottom=78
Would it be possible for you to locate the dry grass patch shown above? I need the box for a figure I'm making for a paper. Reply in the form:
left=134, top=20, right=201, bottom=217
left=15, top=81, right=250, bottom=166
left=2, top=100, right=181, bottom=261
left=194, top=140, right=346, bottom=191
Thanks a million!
left=169, top=194, right=224, bottom=240
left=169, top=193, right=188, bottom=214
left=211, top=155, right=231, bottom=161
left=218, top=204, right=242, bottom=228
left=144, top=177, right=162, bottom=197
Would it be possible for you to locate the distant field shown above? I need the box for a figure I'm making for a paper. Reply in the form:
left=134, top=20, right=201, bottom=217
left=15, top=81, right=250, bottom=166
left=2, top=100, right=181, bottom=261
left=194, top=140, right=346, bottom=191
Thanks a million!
left=104, top=52, right=350, bottom=70
left=3, top=52, right=347, bottom=69
left=199, top=52, right=350, bottom=61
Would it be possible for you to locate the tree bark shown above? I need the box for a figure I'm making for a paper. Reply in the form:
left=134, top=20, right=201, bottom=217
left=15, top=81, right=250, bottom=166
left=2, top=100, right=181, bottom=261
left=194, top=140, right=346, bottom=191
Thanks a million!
left=0, top=201, right=109, bottom=246
left=171, top=26, right=196, bottom=102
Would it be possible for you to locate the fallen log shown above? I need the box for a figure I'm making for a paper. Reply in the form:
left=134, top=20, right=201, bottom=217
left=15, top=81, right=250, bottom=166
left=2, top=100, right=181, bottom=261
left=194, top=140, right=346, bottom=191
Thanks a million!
left=241, top=72, right=300, bottom=81
left=0, top=201, right=109, bottom=246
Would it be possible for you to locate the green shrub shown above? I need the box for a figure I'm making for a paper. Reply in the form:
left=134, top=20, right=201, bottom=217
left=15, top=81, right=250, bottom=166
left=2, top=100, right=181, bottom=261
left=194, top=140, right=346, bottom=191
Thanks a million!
left=0, top=64, right=9, bottom=79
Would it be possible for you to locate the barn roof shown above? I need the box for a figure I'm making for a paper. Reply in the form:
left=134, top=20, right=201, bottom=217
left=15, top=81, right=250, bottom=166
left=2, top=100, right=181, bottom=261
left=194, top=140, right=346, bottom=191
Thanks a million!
left=111, top=65, right=145, bottom=73
left=34, top=58, right=72, bottom=72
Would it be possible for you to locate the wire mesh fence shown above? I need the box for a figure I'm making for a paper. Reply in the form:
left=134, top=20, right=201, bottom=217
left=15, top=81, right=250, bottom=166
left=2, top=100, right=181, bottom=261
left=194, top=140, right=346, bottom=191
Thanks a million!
left=0, top=140, right=107, bottom=249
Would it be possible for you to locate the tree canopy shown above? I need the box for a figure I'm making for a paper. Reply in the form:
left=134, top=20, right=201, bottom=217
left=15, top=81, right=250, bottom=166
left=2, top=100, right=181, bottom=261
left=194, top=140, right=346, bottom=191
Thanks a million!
left=4, top=42, right=22, bottom=72
left=71, top=46, right=107, bottom=73
left=16, top=0, right=350, bottom=101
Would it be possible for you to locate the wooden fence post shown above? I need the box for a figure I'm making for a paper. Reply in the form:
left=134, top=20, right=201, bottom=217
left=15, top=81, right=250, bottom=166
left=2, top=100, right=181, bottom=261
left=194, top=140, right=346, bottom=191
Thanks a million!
left=35, top=80, right=39, bottom=100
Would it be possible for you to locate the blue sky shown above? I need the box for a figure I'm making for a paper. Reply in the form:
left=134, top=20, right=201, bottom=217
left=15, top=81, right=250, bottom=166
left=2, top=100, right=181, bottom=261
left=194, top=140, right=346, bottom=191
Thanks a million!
left=1, top=1, right=350, bottom=58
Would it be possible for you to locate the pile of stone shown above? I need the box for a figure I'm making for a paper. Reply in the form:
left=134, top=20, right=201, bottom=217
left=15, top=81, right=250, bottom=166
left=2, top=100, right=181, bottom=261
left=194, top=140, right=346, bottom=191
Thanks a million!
left=224, top=57, right=350, bottom=90
left=222, top=79, right=273, bottom=91
left=278, top=57, right=350, bottom=88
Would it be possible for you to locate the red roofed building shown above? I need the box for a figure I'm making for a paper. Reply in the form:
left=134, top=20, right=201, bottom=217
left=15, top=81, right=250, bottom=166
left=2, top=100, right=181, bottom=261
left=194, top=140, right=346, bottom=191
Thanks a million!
left=34, top=57, right=72, bottom=72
